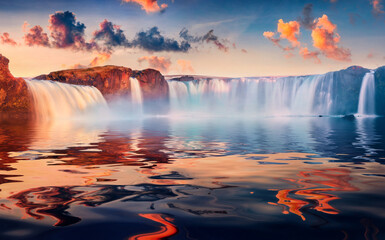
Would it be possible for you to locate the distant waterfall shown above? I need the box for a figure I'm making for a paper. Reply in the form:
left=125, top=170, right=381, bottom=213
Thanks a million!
left=167, top=73, right=335, bottom=116
left=25, top=79, right=108, bottom=120
left=357, top=70, right=375, bottom=116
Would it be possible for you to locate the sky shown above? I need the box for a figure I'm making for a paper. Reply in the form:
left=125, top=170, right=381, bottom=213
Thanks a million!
left=0, top=0, right=384, bottom=77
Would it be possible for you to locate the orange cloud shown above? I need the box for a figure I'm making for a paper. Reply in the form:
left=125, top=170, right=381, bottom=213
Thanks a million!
left=371, top=0, right=384, bottom=15
left=68, top=63, right=87, bottom=69
left=177, top=59, right=195, bottom=73
left=90, top=52, right=111, bottom=67
left=311, top=15, right=351, bottom=62
left=122, top=0, right=168, bottom=13
left=263, top=31, right=281, bottom=47
left=299, top=47, right=320, bottom=63
left=138, top=56, right=171, bottom=73
left=277, top=19, right=301, bottom=47
left=0, top=33, right=17, bottom=46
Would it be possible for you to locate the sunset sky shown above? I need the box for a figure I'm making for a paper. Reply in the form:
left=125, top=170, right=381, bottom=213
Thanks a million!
left=0, top=0, right=384, bottom=77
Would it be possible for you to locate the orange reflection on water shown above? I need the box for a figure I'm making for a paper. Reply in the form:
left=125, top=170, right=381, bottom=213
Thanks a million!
left=129, top=213, right=178, bottom=240
left=269, top=168, right=359, bottom=220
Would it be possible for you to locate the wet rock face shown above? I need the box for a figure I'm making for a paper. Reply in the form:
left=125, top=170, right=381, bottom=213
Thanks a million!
left=0, top=54, right=32, bottom=118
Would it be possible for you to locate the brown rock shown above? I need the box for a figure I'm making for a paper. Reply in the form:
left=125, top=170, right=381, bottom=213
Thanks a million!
left=0, top=54, right=32, bottom=118
left=36, top=66, right=170, bottom=113
left=36, top=66, right=169, bottom=101
left=133, top=69, right=169, bottom=100
left=35, top=65, right=133, bottom=98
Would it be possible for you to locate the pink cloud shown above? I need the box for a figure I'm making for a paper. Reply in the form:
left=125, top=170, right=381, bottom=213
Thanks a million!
left=371, top=0, right=384, bottom=15
left=138, top=55, right=171, bottom=73
left=24, top=25, right=50, bottom=47
left=177, top=59, right=195, bottom=73
left=0, top=33, right=17, bottom=46
left=299, top=47, right=321, bottom=63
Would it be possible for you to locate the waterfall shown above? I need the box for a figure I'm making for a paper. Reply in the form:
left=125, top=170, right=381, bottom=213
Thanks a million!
left=130, top=77, right=143, bottom=105
left=25, top=79, right=108, bottom=120
left=128, top=77, right=143, bottom=115
left=357, top=70, right=375, bottom=116
left=167, top=73, right=335, bottom=116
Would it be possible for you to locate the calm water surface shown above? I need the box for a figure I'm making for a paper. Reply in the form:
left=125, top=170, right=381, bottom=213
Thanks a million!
left=0, top=116, right=384, bottom=240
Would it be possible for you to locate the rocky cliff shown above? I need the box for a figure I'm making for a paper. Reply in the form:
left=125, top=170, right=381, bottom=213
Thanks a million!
left=35, top=65, right=169, bottom=113
left=35, top=66, right=169, bottom=100
left=0, top=54, right=32, bottom=118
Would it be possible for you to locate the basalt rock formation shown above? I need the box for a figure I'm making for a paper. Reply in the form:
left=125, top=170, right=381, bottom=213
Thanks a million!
left=0, top=54, right=32, bottom=118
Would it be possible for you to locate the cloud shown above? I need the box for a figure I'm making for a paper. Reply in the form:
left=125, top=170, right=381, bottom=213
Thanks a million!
left=0, top=33, right=17, bottom=46
left=202, top=30, right=229, bottom=52
left=263, top=31, right=279, bottom=45
left=67, top=53, right=111, bottom=69
left=311, top=15, right=351, bottom=61
left=298, top=4, right=316, bottom=30
left=132, top=27, right=190, bottom=52
left=93, top=19, right=130, bottom=51
left=68, top=63, right=88, bottom=69
left=138, top=55, right=171, bottom=73
left=23, top=24, right=50, bottom=47
left=90, top=52, right=111, bottom=66
left=263, top=19, right=300, bottom=52
left=177, top=59, right=195, bottom=73
left=264, top=14, right=350, bottom=63
left=48, top=11, right=97, bottom=51
left=367, top=52, right=374, bottom=59
left=371, top=0, right=384, bottom=15
left=122, top=0, right=168, bottom=13
left=349, top=13, right=363, bottom=25
left=299, top=47, right=320, bottom=63
left=277, top=19, right=300, bottom=47
left=179, top=28, right=229, bottom=52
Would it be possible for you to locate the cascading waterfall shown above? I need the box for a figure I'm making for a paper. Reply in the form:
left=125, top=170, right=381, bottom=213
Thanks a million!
left=357, top=70, right=375, bottom=116
left=25, top=79, right=108, bottom=120
left=130, top=77, right=143, bottom=105
left=127, top=77, right=143, bottom=115
left=167, top=73, right=335, bottom=116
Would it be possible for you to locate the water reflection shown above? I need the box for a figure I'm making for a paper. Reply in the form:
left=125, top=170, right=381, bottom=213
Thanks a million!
left=269, top=168, right=359, bottom=221
left=0, top=116, right=384, bottom=239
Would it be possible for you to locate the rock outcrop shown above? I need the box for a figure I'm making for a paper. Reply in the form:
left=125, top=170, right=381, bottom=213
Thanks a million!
left=0, top=54, right=32, bottom=118
left=35, top=66, right=169, bottom=100
left=374, top=66, right=385, bottom=115
left=328, top=65, right=369, bottom=115
left=35, top=65, right=169, bottom=113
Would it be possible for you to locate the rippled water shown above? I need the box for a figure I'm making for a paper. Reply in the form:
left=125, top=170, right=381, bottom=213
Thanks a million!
left=0, top=116, right=384, bottom=240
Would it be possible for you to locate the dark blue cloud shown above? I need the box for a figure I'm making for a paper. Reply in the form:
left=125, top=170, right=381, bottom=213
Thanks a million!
left=131, top=27, right=190, bottom=52
left=179, top=28, right=229, bottom=52
left=93, top=19, right=130, bottom=50
left=48, top=11, right=97, bottom=51
left=298, top=4, right=316, bottom=30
